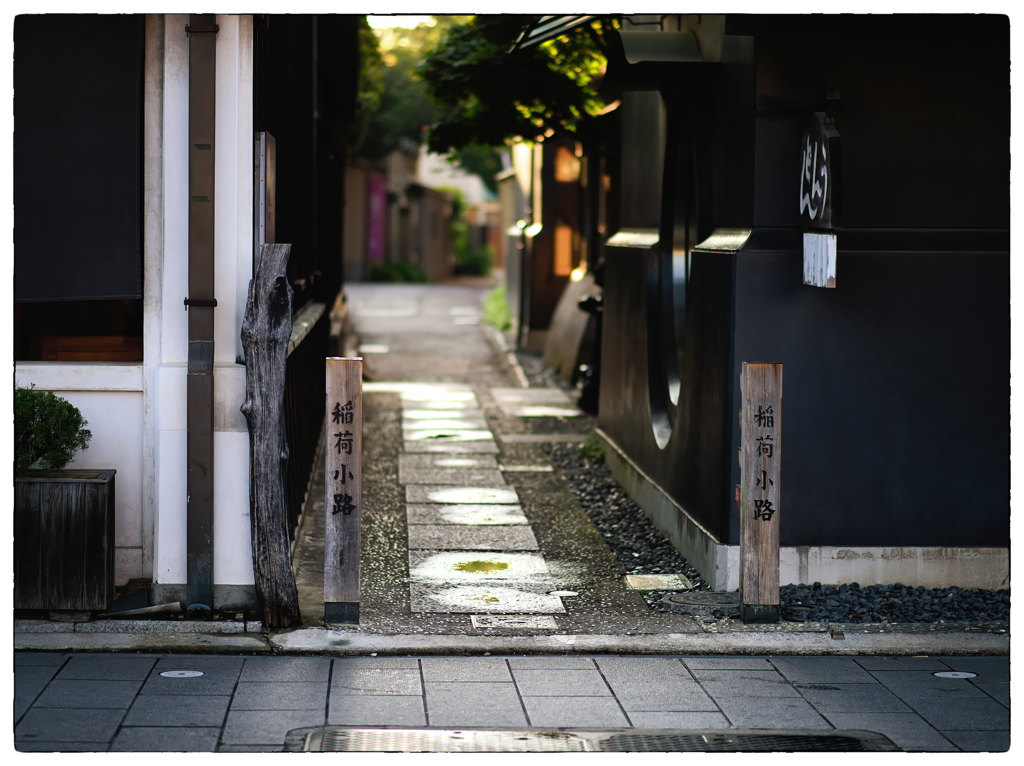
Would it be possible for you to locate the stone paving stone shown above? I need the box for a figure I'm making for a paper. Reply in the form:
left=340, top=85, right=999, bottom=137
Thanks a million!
left=231, top=682, right=329, bottom=710
left=508, top=657, right=597, bottom=670
left=16, top=741, right=108, bottom=752
left=222, top=709, right=325, bottom=746
left=691, top=670, right=803, bottom=698
left=595, top=657, right=691, bottom=683
left=940, top=730, right=1010, bottom=752
left=34, top=679, right=144, bottom=709
left=330, top=667, right=422, bottom=696
left=935, top=656, right=1010, bottom=680
left=714, top=696, right=832, bottom=730
left=793, top=683, right=913, bottom=713
left=403, top=440, right=500, bottom=454
left=627, top=711, right=732, bottom=729
left=854, top=657, right=953, bottom=672
left=408, top=525, right=539, bottom=551
left=824, top=712, right=956, bottom=751
left=333, top=657, right=421, bottom=669
left=423, top=682, right=527, bottom=728
left=153, top=655, right=244, bottom=670
left=770, top=656, right=877, bottom=684
left=123, top=694, right=230, bottom=727
left=410, top=583, right=565, bottom=614
left=141, top=667, right=241, bottom=696
left=409, top=550, right=550, bottom=581
left=399, top=453, right=498, bottom=469
left=15, top=664, right=63, bottom=720
left=972, top=682, right=1009, bottom=707
left=111, top=727, right=221, bottom=752
left=870, top=671, right=993, bottom=700
left=904, top=696, right=1010, bottom=731
left=404, top=429, right=494, bottom=442
left=328, top=694, right=426, bottom=727
left=403, top=408, right=485, bottom=419
left=56, top=654, right=156, bottom=680
left=399, top=468, right=506, bottom=486
left=16, top=707, right=126, bottom=743
left=15, top=652, right=67, bottom=666
left=511, top=669, right=611, bottom=696
left=402, top=417, right=489, bottom=431
left=421, top=657, right=512, bottom=682
left=407, top=503, right=528, bottom=526
left=682, top=657, right=774, bottom=671
left=598, top=677, right=717, bottom=712
left=523, top=696, right=629, bottom=728
left=406, top=485, right=519, bottom=504
left=217, top=745, right=285, bottom=752
left=239, top=656, right=331, bottom=683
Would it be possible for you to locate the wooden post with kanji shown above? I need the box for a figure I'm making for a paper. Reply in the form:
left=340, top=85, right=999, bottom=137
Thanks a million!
left=740, top=362, right=782, bottom=623
left=324, top=357, right=362, bottom=624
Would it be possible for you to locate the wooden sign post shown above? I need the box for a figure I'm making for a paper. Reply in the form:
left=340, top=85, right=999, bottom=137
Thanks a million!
left=739, top=362, right=782, bottom=623
left=324, top=357, right=362, bottom=624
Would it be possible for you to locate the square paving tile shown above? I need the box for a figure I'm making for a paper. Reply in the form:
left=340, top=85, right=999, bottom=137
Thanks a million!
left=599, top=678, right=717, bottom=712
left=854, top=657, right=954, bottom=672
left=239, top=656, right=331, bottom=683
left=222, top=709, right=325, bottom=746
left=824, top=712, right=955, bottom=751
left=333, top=657, right=421, bottom=670
left=940, top=730, right=1010, bottom=752
left=523, top=696, right=629, bottom=728
left=408, top=525, right=538, bottom=551
left=423, top=682, right=527, bottom=728
left=595, top=657, right=690, bottom=682
left=402, top=417, right=489, bottom=431
left=682, top=657, right=773, bottom=671
left=34, top=679, right=144, bottom=709
left=16, top=653, right=68, bottom=666
left=692, top=670, right=802, bottom=698
left=489, top=388, right=579, bottom=417
left=410, top=583, right=565, bottom=614
left=421, top=657, right=512, bottom=682
left=972, top=682, right=1010, bottom=707
left=16, top=741, right=108, bottom=752
left=330, top=667, right=422, bottom=696
left=905, top=696, right=1010, bottom=731
left=56, top=654, right=156, bottom=681
left=403, top=440, right=500, bottom=454
left=403, top=408, right=485, bottom=420
left=512, top=669, right=611, bottom=696
left=399, top=468, right=506, bottom=486
left=627, top=712, right=731, bottom=729
left=715, top=696, right=832, bottom=730
left=16, top=708, right=126, bottom=743
left=328, top=694, right=426, bottom=727
left=15, top=664, right=63, bottom=720
left=404, top=429, right=494, bottom=442
left=508, top=657, right=597, bottom=670
left=770, top=657, right=877, bottom=684
left=407, top=503, right=528, bottom=526
left=111, top=727, right=221, bottom=752
left=231, top=682, right=328, bottom=710
left=935, top=656, right=1010, bottom=681
left=141, top=667, right=240, bottom=696
left=399, top=453, right=498, bottom=470
left=124, top=694, right=230, bottom=727
left=406, top=485, right=519, bottom=504
left=794, top=683, right=913, bottom=713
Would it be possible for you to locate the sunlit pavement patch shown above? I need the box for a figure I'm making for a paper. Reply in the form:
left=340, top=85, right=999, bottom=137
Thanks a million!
left=625, top=574, right=694, bottom=591
left=403, top=441, right=500, bottom=454
left=404, top=429, right=494, bottom=442
left=400, top=391, right=478, bottom=404
left=402, top=418, right=489, bottom=431
left=406, top=504, right=528, bottom=526
left=402, top=408, right=485, bottom=419
left=398, top=468, right=507, bottom=486
left=471, top=615, right=560, bottom=629
left=357, top=344, right=390, bottom=353
left=489, top=387, right=581, bottom=417
left=406, top=485, right=519, bottom=504
left=506, top=405, right=581, bottom=417
left=409, top=551, right=551, bottom=582
left=400, top=400, right=479, bottom=410
left=408, top=525, right=539, bottom=551
left=399, top=454, right=499, bottom=470
left=365, top=382, right=473, bottom=393
left=452, top=316, right=480, bottom=325
left=410, top=584, right=565, bottom=614
left=449, top=306, right=479, bottom=315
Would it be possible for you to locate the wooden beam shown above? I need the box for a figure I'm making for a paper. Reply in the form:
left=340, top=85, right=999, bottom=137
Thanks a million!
left=740, top=362, right=782, bottom=623
left=324, top=357, right=362, bottom=624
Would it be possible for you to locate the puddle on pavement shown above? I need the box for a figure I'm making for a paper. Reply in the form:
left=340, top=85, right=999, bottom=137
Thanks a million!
left=454, top=560, right=510, bottom=573
left=409, top=551, right=549, bottom=581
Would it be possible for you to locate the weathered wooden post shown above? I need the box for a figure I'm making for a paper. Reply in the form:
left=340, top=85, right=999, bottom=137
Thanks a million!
left=240, top=243, right=301, bottom=628
left=324, top=357, right=362, bottom=624
left=739, top=362, right=783, bottom=623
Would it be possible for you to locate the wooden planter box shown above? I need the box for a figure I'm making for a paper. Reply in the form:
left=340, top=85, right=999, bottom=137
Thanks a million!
left=14, top=470, right=116, bottom=611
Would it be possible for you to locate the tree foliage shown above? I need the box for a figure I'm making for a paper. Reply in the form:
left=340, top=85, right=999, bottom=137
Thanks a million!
left=419, top=15, right=616, bottom=153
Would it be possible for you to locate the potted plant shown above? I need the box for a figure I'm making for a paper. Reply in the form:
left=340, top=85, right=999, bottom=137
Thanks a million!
left=14, top=386, right=116, bottom=613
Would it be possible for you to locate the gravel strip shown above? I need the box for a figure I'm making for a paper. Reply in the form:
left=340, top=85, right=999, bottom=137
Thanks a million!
left=545, top=441, right=1009, bottom=625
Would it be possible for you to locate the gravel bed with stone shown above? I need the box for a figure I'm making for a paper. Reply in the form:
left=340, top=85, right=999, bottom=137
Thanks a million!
left=544, top=441, right=1010, bottom=625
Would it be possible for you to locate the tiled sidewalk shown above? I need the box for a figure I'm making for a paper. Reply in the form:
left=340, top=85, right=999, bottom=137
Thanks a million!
left=14, top=653, right=1009, bottom=752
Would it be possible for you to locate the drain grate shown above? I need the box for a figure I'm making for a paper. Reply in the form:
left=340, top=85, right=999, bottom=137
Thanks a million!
left=285, top=728, right=899, bottom=753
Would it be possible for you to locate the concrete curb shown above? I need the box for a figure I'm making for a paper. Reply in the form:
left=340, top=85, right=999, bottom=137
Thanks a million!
left=16, top=627, right=1009, bottom=656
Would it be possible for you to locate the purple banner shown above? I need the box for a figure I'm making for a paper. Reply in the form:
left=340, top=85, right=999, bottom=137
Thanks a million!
left=367, top=173, right=386, bottom=261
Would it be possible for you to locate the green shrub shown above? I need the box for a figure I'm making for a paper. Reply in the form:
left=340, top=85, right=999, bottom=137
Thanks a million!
left=15, top=387, right=92, bottom=477
left=368, top=262, right=429, bottom=283
left=483, top=286, right=512, bottom=332
left=455, top=243, right=494, bottom=276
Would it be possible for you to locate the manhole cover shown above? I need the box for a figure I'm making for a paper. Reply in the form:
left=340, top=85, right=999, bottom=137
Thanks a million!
left=159, top=670, right=205, bottom=678
left=933, top=671, right=977, bottom=679
left=660, top=591, right=739, bottom=615
left=286, top=728, right=899, bottom=753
